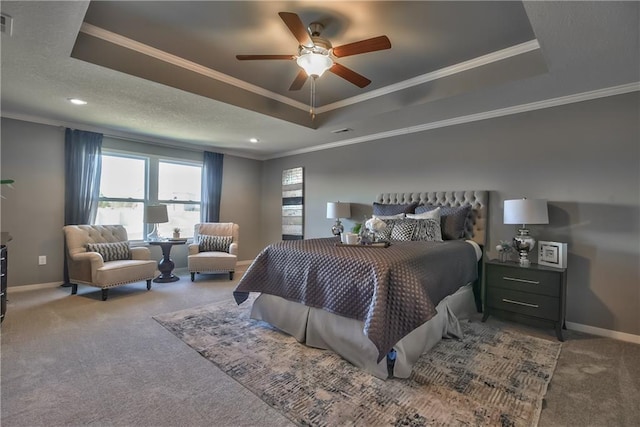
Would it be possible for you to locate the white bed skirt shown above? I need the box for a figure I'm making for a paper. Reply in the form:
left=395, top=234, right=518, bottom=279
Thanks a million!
left=250, top=284, right=477, bottom=379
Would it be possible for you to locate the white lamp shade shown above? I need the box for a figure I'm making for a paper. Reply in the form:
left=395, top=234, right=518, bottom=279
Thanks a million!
left=326, top=202, right=351, bottom=219
left=297, top=53, right=333, bottom=77
left=146, top=204, right=169, bottom=224
left=504, top=199, right=549, bottom=225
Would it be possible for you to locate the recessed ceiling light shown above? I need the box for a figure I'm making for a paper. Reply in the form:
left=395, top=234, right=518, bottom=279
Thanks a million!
left=68, top=98, right=87, bottom=105
left=249, top=138, right=259, bottom=144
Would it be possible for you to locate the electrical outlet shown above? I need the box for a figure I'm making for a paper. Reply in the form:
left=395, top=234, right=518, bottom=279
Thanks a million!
left=38, top=255, right=47, bottom=265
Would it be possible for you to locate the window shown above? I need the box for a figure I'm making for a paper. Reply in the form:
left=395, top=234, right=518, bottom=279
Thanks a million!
left=96, top=153, right=201, bottom=240
left=96, top=155, right=146, bottom=239
left=157, top=161, right=201, bottom=238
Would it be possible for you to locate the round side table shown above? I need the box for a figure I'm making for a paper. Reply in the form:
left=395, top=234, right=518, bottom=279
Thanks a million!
left=149, top=240, right=186, bottom=283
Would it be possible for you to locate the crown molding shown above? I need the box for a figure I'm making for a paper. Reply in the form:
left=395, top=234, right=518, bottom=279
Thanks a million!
left=315, top=39, right=541, bottom=114
left=79, top=23, right=309, bottom=113
left=0, top=111, right=264, bottom=161
left=266, top=82, right=640, bottom=159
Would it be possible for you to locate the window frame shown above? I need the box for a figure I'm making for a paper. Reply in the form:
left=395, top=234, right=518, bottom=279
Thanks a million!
left=97, top=149, right=202, bottom=241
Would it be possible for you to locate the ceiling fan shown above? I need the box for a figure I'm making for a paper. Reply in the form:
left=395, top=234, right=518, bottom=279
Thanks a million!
left=236, top=12, right=391, bottom=91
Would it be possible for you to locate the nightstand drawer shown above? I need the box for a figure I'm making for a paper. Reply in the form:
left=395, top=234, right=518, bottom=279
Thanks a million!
left=487, top=288, right=560, bottom=321
left=486, top=265, right=560, bottom=297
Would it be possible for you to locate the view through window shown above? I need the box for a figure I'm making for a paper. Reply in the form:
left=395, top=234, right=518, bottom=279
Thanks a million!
left=96, top=153, right=201, bottom=240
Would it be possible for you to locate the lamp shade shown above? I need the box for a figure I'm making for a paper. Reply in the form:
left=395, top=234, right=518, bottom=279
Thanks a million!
left=146, top=204, right=169, bottom=224
left=297, top=52, right=333, bottom=77
left=504, top=199, right=549, bottom=225
left=326, top=202, right=351, bottom=219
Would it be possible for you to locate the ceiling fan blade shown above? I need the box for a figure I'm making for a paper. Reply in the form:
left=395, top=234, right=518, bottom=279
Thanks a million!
left=329, top=63, right=371, bottom=88
left=289, top=69, right=308, bottom=91
left=278, top=12, right=314, bottom=48
left=236, top=54, right=295, bottom=60
left=332, top=35, right=391, bottom=58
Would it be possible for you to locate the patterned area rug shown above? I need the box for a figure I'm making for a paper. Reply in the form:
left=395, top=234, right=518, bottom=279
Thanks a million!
left=154, top=300, right=561, bottom=427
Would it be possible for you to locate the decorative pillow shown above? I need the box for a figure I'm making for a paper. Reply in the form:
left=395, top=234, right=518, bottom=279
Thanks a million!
left=373, top=213, right=405, bottom=220
left=415, top=204, right=472, bottom=240
left=372, top=202, right=419, bottom=216
left=87, top=241, right=130, bottom=262
left=375, top=218, right=402, bottom=241
left=199, top=234, right=233, bottom=253
left=412, top=218, right=443, bottom=242
left=390, top=220, right=417, bottom=241
left=375, top=223, right=394, bottom=241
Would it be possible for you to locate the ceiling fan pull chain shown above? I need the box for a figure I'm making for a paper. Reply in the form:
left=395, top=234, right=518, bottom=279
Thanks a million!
left=310, top=76, right=316, bottom=120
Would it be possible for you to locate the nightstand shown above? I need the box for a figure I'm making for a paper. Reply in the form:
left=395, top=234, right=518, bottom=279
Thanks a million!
left=482, top=260, right=567, bottom=341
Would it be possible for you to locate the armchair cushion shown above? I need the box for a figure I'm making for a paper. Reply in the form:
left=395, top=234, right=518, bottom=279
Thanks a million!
left=199, top=235, right=233, bottom=253
left=87, top=241, right=131, bottom=262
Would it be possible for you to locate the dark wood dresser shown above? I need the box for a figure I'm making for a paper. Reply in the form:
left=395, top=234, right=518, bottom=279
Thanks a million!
left=1, top=245, right=7, bottom=323
left=482, top=259, right=567, bottom=341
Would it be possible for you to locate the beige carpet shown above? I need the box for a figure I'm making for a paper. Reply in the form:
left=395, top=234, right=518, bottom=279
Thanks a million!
left=154, top=299, right=562, bottom=427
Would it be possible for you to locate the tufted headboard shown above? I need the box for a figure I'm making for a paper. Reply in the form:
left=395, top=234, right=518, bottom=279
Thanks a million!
left=375, top=190, right=489, bottom=247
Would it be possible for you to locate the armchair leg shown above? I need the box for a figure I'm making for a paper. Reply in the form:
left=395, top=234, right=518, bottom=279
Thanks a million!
left=71, top=284, right=78, bottom=295
left=229, top=271, right=234, bottom=280
left=101, top=289, right=108, bottom=301
left=191, top=272, right=195, bottom=282
left=146, top=280, right=152, bottom=290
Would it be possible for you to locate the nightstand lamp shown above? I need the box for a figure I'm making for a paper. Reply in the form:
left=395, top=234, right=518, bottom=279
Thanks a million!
left=146, top=204, right=169, bottom=241
left=326, top=202, right=351, bottom=236
left=504, top=198, right=548, bottom=266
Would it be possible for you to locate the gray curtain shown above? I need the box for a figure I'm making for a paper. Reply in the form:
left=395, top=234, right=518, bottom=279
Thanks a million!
left=201, top=151, right=224, bottom=222
left=63, top=128, right=103, bottom=285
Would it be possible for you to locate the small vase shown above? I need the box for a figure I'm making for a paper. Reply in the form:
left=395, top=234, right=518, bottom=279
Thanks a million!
left=173, top=232, right=180, bottom=239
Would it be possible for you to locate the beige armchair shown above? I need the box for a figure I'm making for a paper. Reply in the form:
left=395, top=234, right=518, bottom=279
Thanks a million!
left=188, top=223, right=239, bottom=281
left=63, top=225, right=157, bottom=300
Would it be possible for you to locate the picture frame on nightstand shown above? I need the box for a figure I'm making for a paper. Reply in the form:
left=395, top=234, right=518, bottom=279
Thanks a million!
left=538, top=241, right=567, bottom=269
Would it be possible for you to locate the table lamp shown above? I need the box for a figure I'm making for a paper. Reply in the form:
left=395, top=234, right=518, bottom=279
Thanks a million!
left=503, top=198, right=548, bottom=266
left=326, top=202, right=351, bottom=236
left=146, top=204, right=168, bottom=241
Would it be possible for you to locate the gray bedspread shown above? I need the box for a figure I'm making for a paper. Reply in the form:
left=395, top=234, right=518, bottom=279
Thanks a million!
left=233, top=237, right=478, bottom=361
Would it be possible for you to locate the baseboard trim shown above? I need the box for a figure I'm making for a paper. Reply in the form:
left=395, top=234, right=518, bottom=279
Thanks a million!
left=9, top=281, right=65, bottom=292
left=566, top=321, right=640, bottom=345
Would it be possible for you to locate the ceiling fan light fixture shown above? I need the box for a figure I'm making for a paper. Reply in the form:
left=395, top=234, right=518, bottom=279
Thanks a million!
left=296, top=52, right=333, bottom=77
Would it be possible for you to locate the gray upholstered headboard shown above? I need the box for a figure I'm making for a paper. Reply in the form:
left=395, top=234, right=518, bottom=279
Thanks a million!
left=375, top=191, right=489, bottom=247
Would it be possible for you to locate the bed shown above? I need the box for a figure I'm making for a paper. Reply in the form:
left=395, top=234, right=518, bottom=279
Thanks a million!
left=233, top=190, right=488, bottom=379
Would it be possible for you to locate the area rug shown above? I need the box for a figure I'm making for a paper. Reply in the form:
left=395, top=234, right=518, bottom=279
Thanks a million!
left=154, top=299, right=561, bottom=427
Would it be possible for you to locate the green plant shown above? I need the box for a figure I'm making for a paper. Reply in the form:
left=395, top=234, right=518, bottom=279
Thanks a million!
left=173, top=227, right=181, bottom=233
left=351, top=223, right=362, bottom=234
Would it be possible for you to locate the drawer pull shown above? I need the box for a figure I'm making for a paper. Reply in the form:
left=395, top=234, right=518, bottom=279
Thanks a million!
left=502, top=298, right=539, bottom=308
left=503, top=276, right=539, bottom=285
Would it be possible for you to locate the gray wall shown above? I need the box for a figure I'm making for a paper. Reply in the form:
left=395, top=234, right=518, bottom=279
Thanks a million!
left=260, top=92, right=640, bottom=336
left=0, top=118, right=263, bottom=286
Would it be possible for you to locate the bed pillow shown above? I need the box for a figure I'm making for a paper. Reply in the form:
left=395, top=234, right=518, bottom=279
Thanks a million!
left=199, top=234, right=233, bottom=253
left=411, top=218, right=443, bottom=242
left=86, top=241, right=130, bottom=262
left=390, top=220, right=417, bottom=241
left=373, top=213, right=405, bottom=220
left=372, top=201, right=419, bottom=216
left=406, top=207, right=441, bottom=220
left=374, top=218, right=401, bottom=241
left=415, top=204, right=472, bottom=240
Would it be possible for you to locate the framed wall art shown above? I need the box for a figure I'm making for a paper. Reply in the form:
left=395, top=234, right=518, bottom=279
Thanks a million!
left=538, top=241, right=568, bottom=269
left=282, top=167, right=304, bottom=240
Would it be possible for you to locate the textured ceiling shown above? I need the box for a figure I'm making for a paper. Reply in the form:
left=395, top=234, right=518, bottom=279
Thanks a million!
left=1, top=1, right=638, bottom=159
